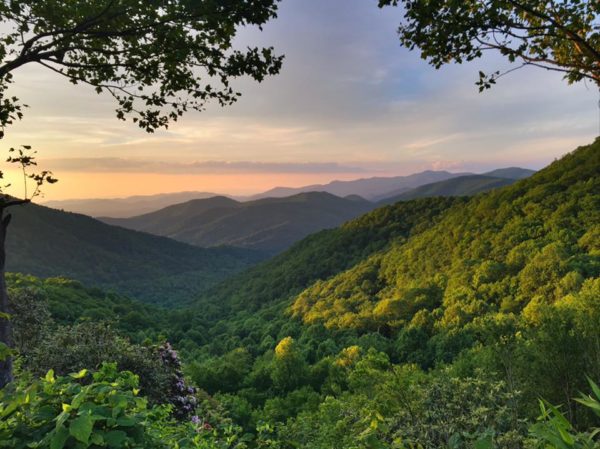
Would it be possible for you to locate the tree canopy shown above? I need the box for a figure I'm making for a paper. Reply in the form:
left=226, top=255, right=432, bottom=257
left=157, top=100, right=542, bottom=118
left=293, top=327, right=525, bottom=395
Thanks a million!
left=0, top=0, right=283, bottom=389
left=0, top=0, right=283, bottom=133
left=379, top=0, right=600, bottom=90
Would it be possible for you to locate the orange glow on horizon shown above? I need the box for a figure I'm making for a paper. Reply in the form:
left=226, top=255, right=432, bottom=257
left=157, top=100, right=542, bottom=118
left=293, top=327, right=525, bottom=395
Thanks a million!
left=23, top=171, right=382, bottom=201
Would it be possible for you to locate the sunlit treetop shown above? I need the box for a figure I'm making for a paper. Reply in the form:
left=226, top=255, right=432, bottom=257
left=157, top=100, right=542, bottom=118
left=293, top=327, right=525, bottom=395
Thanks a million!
left=0, top=0, right=283, bottom=133
left=379, top=0, right=600, bottom=90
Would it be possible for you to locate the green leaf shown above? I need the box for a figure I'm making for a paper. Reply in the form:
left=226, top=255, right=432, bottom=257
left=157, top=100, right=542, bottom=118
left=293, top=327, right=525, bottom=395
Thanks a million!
left=588, top=377, right=600, bottom=401
left=45, top=369, right=55, bottom=383
left=0, top=342, right=14, bottom=362
left=474, top=434, right=494, bottom=449
left=69, top=414, right=94, bottom=444
left=448, top=433, right=461, bottom=449
left=55, top=411, right=70, bottom=429
left=50, top=426, right=69, bottom=449
left=70, top=391, right=87, bottom=410
left=70, top=369, right=88, bottom=379
left=35, top=405, right=57, bottom=420
left=90, top=432, right=104, bottom=446
left=116, top=416, right=136, bottom=427
left=104, top=430, right=127, bottom=448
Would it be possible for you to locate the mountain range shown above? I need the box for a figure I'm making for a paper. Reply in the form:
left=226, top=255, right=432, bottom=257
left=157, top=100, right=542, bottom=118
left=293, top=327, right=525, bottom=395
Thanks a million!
left=41, top=167, right=535, bottom=218
left=101, top=192, right=375, bottom=255
left=2, top=165, right=536, bottom=304
left=43, top=191, right=222, bottom=218
left=98, top=168, right=534, bottom=255
left=248, top=170, right=471, bottom=201
left=186, top=139, right=598, bottom=355
left=5, top=202, right=264, bottom=304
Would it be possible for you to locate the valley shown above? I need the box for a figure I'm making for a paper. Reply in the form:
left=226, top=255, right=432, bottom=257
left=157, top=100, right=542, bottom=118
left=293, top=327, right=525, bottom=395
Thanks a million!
left=1, top=2, right=597, bottom=448
left=5, top=140, right=599, bottom=448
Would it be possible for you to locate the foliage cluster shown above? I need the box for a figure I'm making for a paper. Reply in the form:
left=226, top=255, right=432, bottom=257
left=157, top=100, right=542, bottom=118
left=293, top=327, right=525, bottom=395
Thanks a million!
left=378, top=0, right=600, bottom=88
left=0, top=363, right=245, bottom=449
left=0, top=0, right=282, bottom=132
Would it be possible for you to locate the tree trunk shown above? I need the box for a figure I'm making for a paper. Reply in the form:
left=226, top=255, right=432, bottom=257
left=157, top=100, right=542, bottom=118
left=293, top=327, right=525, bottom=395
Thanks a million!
left=0, top=209, right=12, bottom=388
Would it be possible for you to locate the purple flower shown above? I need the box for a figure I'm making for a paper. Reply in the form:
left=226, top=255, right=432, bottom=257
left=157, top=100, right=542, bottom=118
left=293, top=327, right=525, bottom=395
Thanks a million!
left=191, top=415, right=201, bottom=425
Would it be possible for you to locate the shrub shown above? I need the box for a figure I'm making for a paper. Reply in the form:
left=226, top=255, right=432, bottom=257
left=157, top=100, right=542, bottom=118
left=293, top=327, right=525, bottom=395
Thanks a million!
left=0, top=363, right=245, bottom=449
left=24, top=322, right=173, bottom=406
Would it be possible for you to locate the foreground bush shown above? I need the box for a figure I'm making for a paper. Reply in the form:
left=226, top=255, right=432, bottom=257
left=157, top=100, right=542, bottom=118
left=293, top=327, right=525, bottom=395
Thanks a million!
left=0, top=363, right=244, bottom=449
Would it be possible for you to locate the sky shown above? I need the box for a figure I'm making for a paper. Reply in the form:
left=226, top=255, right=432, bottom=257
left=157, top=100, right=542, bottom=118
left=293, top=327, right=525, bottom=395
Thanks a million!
left=2, top=0, right=598, bottom=200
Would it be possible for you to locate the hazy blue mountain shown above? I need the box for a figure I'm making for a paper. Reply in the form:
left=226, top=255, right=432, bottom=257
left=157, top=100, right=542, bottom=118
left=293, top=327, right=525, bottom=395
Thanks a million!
left=102, top=192, right=375, bottom=254
left=377, top=168, right=536, bottom=205
left=248, top=171, right=471, bottom=201
left=42, top=191, right=224, bottom=218
left=378, top=175, right=515, bottom=205
left=5, top=202, right=264, bottom=304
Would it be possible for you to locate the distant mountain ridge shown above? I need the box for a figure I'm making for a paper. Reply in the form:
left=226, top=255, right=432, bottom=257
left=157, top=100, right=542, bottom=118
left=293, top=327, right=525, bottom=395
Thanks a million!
left=484, top=167, right=536, bottom=179
left=101, top=192, right=375, bottom=254
left=5, top=202, right=264, bottom=304
left=42, top=170, right=469, bottom=217
left=42, top=191, right=224, bottom=218
left=249, top=170, right=472, bottom=201
left=43, top=167, right=535, bottom=218
left=378, top=175, right=516, bottom=205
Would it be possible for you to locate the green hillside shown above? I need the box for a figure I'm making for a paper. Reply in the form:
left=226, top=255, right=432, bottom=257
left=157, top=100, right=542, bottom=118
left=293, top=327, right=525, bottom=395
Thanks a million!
left=192, top=196, right=462, bottom=313
left=292, top=141, right=598, bottom=333
left=102, top=192, right=375, bottom=254
left=6, top=273, right=167, bottom=340
left=5, top=203, right=264, bottom=304
left=186, top=140, right=598, bottom=355
left=175, top=140, right=599, bottom=435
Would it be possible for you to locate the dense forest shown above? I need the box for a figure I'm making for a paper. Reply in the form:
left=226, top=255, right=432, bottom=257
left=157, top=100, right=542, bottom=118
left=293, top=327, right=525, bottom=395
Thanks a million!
left=1, top=140, right=599, bottom=448
left=4, top=203, right=264, bottom=304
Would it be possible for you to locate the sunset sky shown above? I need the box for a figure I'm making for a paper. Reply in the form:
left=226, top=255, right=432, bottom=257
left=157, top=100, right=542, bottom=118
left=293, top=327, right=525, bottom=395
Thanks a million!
left=2, top=0, right=598, bottom=201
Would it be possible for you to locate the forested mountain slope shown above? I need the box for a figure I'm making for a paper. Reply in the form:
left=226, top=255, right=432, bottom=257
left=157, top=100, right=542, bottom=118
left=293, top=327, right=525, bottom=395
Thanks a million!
left=6, top=274, right=168, bottom=340
left=5, top=203, right=263, bottom=304
left=187, top=138, right=597, bottom=364
left=192, top=196, right=463, bottom=312
left=291, top=140, right=599, bottom=332
left=102, top=192, right=375, bottom=254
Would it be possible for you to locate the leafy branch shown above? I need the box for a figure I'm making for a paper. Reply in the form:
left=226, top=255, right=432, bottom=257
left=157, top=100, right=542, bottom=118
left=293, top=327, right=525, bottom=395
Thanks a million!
left=0, top=145, right=58, bottom=208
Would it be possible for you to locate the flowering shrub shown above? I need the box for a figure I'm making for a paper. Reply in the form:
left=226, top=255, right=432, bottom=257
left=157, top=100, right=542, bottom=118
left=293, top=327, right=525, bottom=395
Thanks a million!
left=23, top=322, right=173, bottom=406
left=158, top=342, right=198, bottom=419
